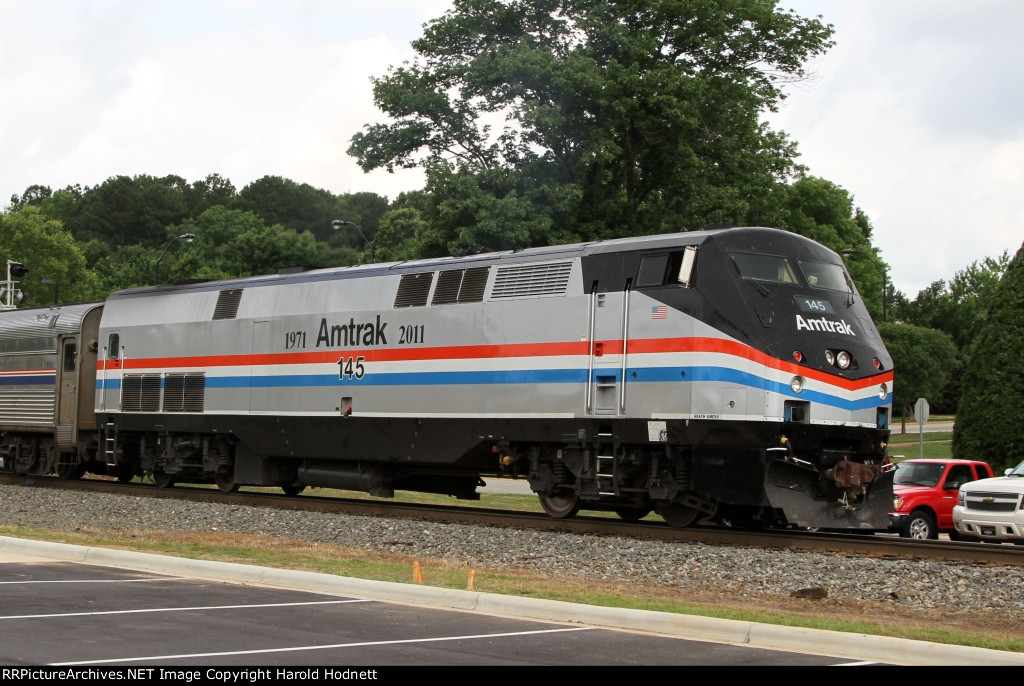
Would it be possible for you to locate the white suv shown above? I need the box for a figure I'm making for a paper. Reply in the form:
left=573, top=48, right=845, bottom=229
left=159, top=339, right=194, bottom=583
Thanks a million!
left=952, top=459, right=1024, bottom=544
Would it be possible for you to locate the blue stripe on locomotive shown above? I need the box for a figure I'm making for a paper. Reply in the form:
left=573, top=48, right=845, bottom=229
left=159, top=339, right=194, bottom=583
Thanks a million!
left=98, top=364, right=887, bottom=412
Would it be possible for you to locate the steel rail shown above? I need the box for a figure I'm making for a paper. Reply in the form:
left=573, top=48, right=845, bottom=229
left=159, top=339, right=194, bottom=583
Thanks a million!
left=3, top=473, right=1023, bottom=567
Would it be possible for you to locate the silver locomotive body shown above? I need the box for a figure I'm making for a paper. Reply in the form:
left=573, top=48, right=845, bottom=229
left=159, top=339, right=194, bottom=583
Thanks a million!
left=3, top=227, right=895, bottom=529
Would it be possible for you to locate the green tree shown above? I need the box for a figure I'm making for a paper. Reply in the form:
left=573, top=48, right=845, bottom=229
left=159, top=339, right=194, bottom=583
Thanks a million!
left=38, top=185, right=86, bottom=227
left=91, top=244, right=169, bottom=294
left=0, top=206, right=100, bottom=305
left=7, top=184, right=53, bottom=212
left=349, top=0, right=834, bottom=254
left=877, top=322, right=958, bottom=434
left=167, top=206, right=323, bottom=279
left=232, top=176, right=338, bottom=242
left=953, top=242, right=1024, bottom=472
left=66, top=174, right=192, bottom=247
left=371, top=206, right=436, bottom=262
left=184, top=174, right=237, bottom=216
left=891, top=253, right=1009, bottom=413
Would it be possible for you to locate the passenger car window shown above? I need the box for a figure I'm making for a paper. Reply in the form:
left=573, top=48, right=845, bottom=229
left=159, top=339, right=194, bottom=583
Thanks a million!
left=63, top=341, right=76, bottom=372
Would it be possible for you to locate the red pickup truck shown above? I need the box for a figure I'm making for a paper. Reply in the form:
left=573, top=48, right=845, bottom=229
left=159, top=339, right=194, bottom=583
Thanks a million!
left=888, top=458, right=994, bottom=540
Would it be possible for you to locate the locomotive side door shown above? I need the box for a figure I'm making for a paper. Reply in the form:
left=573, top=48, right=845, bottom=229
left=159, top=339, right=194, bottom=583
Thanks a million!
left=587, top=281, right=631, bottom=415
left=250, top=320, right=271, bottom=412
left=98, top=331, right=123, bottom=411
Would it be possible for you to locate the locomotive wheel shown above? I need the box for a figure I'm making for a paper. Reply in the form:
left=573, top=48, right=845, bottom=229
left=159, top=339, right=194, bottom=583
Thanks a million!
left=214, top=470, right=240, bottom=494
left=116, top=462, right=135, bottom=484
left=538, top=488, right=581, bottom=519
left=614, top=507, right=652, bottom=522
left=656, top=502, right=701, bottom=528
left=152, top=469, right=176, bottom=489
left=57, top=461, right=85, bottom=481
left=281, top=484, right=305, bottom=496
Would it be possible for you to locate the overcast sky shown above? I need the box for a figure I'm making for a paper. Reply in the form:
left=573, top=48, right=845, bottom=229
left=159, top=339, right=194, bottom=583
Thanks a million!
left=2, top=1, right=1021, bottom=297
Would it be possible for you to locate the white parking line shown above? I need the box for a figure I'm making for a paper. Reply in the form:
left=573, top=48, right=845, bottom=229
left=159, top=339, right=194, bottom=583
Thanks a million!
left=0, top=599, right=371, bottom=621
left=51, top=627, right=597, bottom=665
left=0, top=578, right=167, bottom=585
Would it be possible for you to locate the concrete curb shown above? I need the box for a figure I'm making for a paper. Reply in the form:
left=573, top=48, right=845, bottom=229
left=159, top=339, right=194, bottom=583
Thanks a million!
left=2, top=535, right=1022, bottom=666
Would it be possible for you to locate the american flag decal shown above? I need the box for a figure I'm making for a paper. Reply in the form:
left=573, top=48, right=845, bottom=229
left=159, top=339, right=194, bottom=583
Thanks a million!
left=651, top=305, right=667, bottom=319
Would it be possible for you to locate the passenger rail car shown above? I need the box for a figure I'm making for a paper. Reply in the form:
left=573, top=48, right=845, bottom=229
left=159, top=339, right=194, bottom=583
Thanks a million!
left=0, top=303, right=103, bottom=479
left=0, top=227, right=895, bottom=530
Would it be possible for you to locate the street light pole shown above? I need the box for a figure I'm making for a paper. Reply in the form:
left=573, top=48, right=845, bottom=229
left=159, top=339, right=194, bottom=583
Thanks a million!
left=41, top=278, right=58, bottom=306
left=154, top=234, right=196, bottom=285
left=331, top=220, right=374, bottom=263
left=841, top=249, right=887, bottom=322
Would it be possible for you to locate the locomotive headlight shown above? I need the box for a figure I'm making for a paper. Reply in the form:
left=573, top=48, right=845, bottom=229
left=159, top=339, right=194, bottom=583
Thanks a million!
left=836, top=350, right=851, bottom=369
left=825, top=350, right=835, bottom=366
left=789, top=376, right=805, bottom=394
left=878, top=383, right=888, bottom=400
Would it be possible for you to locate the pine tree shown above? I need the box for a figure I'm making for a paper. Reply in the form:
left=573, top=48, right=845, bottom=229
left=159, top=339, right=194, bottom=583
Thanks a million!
left=952, top=241, right=1024, bottom=473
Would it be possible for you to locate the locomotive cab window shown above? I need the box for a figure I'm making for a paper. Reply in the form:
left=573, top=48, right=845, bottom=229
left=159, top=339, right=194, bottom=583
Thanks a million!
left=637, top=248, right=697, bottom=288
left=798, top=260, right=854, bottom=292
left=107, top=334, right=119, bottom=359
left=730, top=253, right=798, bottom=285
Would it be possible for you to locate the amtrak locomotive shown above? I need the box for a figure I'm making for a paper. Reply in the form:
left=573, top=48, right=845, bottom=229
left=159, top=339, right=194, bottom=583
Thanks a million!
left=0, top=227, right=895, bottom=530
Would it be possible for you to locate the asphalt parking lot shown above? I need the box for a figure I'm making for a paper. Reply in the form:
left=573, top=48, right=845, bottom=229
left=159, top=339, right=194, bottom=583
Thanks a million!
left=1, top=552, right=847, bottom=668
left=4, top=535, right=1023, bottom=668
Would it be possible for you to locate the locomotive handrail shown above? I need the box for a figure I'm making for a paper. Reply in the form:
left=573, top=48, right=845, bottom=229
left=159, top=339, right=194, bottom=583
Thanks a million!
left=619, top=283, right=631, bottom=413
left=99, top=346, right=107, bottom=412
left=118, top=346, right=125, bottom=411
left=586, top=288, right=597, bottom=412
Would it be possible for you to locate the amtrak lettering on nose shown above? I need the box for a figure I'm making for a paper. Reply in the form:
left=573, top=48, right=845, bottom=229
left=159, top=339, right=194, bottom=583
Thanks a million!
left=795, top=314, right=856, bottom=336
left=316, top=315, right=388, bottom=347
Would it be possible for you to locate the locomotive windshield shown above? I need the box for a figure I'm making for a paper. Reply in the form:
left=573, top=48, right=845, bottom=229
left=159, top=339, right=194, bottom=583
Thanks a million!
left=731, top=253, right=854, bottom=293
left=730, top=253, right=799, bottom=285
left=798, top=260, right=854, bottom=292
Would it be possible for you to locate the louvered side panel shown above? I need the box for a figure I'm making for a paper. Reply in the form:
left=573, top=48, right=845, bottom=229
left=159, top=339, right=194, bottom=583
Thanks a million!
left=0, top=389, right=56, bottom=426
left=56, top=422, right=74, bottom=449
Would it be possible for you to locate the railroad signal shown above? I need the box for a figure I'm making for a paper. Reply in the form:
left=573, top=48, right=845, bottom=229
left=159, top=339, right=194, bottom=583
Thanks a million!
left=3, top=260, right=29, bottom=310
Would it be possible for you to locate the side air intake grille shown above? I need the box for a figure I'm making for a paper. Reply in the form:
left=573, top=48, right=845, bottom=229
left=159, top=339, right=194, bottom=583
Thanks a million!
left=431, top=267, right=489, bottom=305
left=213, top=289, right=243, bottom=320
left=491, top=262, right=572, bottom=299
left=162, top=373, right=206, bottom=412
left=394, top=273, right=434, bottom=308
left=122, top=374, right=161, bottom=412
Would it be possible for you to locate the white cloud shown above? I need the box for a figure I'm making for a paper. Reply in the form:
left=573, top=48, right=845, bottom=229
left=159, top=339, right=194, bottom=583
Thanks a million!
left=2, top=0, right=1021, bottom=297
left=769, top=0, right=1024, bottom=295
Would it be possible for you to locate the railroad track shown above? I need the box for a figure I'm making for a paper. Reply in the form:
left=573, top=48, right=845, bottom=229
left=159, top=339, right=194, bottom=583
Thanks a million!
left=4, top=473, right=1023, bottom=567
